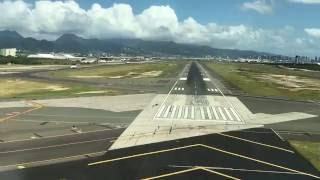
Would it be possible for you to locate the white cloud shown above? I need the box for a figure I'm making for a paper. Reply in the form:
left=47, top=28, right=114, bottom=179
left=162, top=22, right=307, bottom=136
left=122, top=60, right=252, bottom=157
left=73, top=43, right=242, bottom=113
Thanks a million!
left=305, top=28, right=320, bottom=38
left=288, top=0, right=320, bottom=4
left=242, top=0, right=273, bottom=14
left=0, top=0, right=319, bottom=56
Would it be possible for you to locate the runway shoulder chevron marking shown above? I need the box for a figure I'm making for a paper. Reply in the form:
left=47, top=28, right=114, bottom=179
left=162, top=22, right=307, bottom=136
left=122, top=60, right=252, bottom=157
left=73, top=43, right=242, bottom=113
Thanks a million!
left=88, top=143, right=319, bottom=179
left=141, top=166, right=241, bottom=180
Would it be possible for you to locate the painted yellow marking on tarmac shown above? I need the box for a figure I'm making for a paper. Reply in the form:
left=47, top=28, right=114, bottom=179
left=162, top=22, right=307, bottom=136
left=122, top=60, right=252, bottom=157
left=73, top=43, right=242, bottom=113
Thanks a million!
left=141, top=166, right=240, bottom=180
left=88, top=144, right=200, bottom=166
left=88, top=143, right=320, bottom=179
left=0, top=101, right=44, bottom=123
left=199, top=167, right=241, bottom=180
left=199, top=144, right=320, bottom=179
left=217, top=133, right=294, bottom=153
left=141, top=167, right=201, bottom=180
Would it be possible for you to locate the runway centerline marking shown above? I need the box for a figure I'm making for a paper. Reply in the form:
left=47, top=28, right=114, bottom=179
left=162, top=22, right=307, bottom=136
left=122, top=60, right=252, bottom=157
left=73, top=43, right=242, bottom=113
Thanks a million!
left=88, top=143, right=319, bottom=179
left=217, top=133, right=294, bottom=153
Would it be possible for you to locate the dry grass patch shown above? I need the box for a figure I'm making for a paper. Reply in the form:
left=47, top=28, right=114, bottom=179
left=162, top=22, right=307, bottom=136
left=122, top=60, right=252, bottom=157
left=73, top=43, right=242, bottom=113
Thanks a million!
left=256, top=74, right=320, bottom=92
left=0, top=79, right=69, bottom=97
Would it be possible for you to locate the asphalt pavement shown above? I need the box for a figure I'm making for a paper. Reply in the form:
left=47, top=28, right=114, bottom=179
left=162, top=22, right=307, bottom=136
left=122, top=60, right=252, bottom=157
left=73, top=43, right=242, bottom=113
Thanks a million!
left=0, top=128, right=124, bottom=170
left=1, top=128, right=318, bottom=180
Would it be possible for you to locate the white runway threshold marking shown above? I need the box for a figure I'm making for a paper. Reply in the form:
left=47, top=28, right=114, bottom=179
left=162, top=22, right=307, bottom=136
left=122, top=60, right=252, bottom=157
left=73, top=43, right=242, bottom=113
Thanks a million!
left=218, top=107, right=227, bottom=121
left=230, top=108, right=241, bottom=122
left=184, top=106, right=189, bottom=119
left=191, top=106, right=195, bottom=119
left=224, top=108, right=234, bottom=121
left=206, top=107, right=212, bottom=120
left=170, top=105, right=177, bottom=119
left=164, top=105, right=172, bottom=118
left=211, top=107, right=218, bottom=120
left=200, top=107, right=205, bottom=120
left=177, top=106, right=183, bottom=119
left=156, top=105, right=166, bottom=118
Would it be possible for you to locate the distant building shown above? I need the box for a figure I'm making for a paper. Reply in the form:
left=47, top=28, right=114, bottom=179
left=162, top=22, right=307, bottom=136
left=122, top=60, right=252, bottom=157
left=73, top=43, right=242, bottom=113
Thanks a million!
left=27, top=53, right=82, bottom=60
left=0, top=48, right=17, bottom=57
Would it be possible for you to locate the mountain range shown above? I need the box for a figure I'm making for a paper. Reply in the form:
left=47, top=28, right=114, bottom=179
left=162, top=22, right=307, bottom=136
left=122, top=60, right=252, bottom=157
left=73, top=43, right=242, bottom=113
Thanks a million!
left=0, top=30, right=274, bottom=57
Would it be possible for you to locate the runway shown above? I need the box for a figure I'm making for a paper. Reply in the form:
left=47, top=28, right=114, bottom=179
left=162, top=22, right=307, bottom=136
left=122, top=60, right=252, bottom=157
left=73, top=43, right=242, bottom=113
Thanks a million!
left=155, top=62, right=243, bottom=122
left=0, top=61, right=319, bottom=179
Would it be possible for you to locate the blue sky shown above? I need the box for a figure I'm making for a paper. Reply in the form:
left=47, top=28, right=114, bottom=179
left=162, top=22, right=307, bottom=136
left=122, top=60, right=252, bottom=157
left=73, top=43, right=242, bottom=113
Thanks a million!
left=3, top=0, right=320, bottom=56
left=69, top=0, right=318, bottom=29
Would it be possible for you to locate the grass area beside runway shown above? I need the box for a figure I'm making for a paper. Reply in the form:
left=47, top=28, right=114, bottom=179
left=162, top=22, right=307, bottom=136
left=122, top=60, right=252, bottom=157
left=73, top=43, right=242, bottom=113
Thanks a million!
left=290, top=141, right=320, bottom=170
left=0, top=78, right=119, bottom=99
left=49, top=62, right=184, bottom=79
left=204, top=62, right=320, bottom=101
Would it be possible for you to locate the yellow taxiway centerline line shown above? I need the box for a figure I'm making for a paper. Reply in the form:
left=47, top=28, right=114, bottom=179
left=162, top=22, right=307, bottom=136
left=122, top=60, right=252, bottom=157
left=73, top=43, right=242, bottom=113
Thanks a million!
left=217, top=133, right=294, bottom=153
left=141, top=167, right=202, bottom=180
left=0, top=101, right=44, bottom=123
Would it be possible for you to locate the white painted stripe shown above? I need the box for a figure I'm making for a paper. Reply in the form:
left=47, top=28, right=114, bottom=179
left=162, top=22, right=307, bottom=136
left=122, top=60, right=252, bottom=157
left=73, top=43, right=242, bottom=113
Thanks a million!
left=178, top=88, right=181, bottom=91
left=230, top=108, right=241, bottom=122
left=191, top=106, right=195, bottom=119
left=181, top=88, right=184, bottom=91
left=184, top=106, right=189, bottom=119
left=170, top=105, right=177, bottom=119
left=218, top=107, right=227, bottom=121
left=200, top=106, right=205, bottom=120
left=156, top=105, right=166, bottom=118
left=207, top=89, right=211, bottom=92
left=215, top=89, right=218, bottom=92
left=174, top=87, right=177, bottom=91
left=179, top=77, right=187, bottom=80
left=211, top=107, right=218, bottom=120
left=203, top=78, right=210, bottom=81
left=163, top=105, right=171, bottom=118
left=206, top=107, right=212, bottom=119
left=211, top=89, right=214, bottom=92
left=271, top=128, right=284, bottom=141
left=177, top=106, right=183, bottom=119
left=224, top=108, right=234, bottom=121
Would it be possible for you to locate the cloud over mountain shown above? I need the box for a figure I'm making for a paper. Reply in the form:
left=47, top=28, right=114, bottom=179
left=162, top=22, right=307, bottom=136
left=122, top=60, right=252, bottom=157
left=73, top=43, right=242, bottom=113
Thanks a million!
left=0, top=0, right=319, bottom=56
